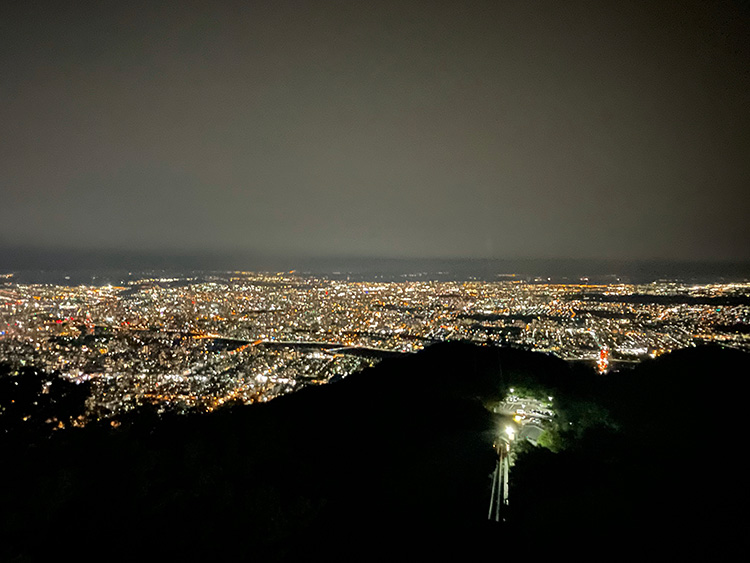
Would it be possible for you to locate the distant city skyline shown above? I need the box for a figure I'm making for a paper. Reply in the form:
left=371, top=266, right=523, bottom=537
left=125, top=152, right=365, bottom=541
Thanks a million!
left=2, top=270, right=748, bottom=420
left=1, top=1, right=748, bottom=262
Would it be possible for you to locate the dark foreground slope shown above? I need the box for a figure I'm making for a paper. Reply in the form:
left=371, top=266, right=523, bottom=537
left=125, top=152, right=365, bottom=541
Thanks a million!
left=0, top=343, right=531, bottom=561
left=1, top=342, right=748, bottom=560
left=510, top=345, right=750, bottom=557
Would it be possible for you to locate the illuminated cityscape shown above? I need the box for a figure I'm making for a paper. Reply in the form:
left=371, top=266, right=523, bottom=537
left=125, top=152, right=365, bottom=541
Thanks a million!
left=2, top=270, right=747, bottom=422
left=1, top=0, right=747, bottom=556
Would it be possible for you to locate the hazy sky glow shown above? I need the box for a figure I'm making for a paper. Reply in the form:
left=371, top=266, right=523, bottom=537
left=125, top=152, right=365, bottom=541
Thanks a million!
left=1, top=0, right=748, bottom=262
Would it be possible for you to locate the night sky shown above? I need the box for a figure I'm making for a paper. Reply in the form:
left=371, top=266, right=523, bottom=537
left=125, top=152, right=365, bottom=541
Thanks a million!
left=1, top=1, right=748, bottom=264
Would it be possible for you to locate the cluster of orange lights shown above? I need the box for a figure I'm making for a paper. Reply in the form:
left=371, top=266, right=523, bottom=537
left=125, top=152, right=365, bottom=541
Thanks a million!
left=597, top=347, right=609, bottom=373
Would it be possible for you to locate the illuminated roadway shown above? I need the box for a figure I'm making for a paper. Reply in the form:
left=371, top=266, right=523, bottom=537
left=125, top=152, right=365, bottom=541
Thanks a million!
left=489, top=395, right=556, bottom=520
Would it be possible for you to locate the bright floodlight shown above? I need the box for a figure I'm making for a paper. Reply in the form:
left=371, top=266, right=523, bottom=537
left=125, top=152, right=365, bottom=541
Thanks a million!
left=505, top=426, right=515, bottom=440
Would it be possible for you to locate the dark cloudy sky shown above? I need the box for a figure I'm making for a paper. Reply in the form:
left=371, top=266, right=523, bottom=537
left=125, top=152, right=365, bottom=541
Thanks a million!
left=1, top=0, right=748, bottom=262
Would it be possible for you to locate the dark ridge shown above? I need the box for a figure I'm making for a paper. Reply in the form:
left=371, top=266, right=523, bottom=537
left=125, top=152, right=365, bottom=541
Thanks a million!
left=0, top=343, right=514, bottom=560
left=1, top=343, right=748, bottom=560
left=510, top=344, right=750, bottom=556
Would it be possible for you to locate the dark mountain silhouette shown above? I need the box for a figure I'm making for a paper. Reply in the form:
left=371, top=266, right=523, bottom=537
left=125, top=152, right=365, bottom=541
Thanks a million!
left=510, top=345, right=750, bottom=557
left=1, top=343, right=747, bottom=560
left=0, top=363, right=90, bottom=438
